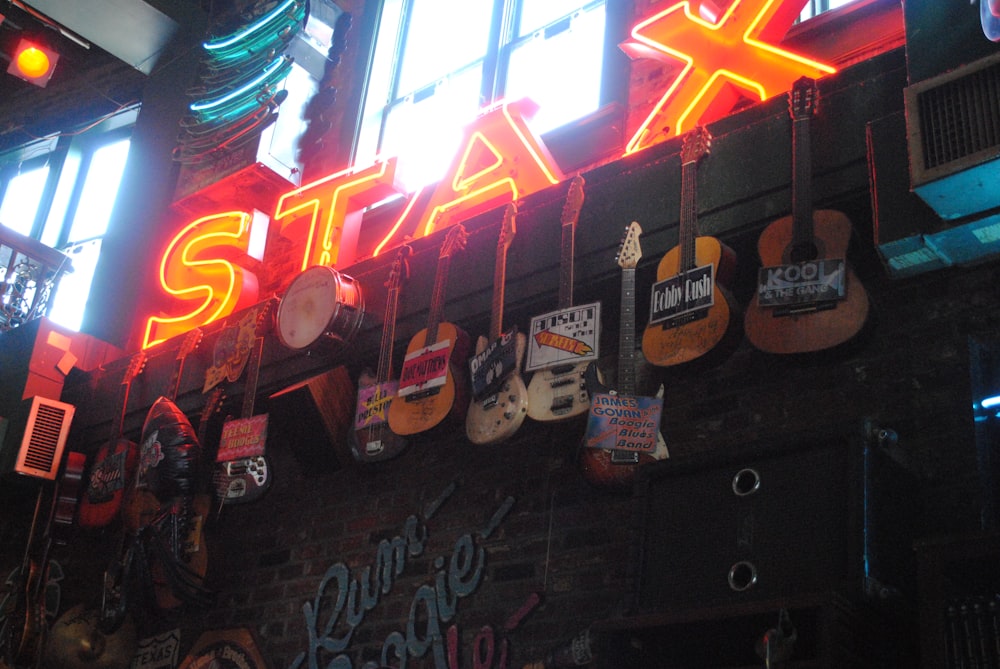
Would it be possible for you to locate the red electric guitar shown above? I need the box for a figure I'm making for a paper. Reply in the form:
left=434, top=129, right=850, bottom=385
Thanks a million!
left=744, top=77, right=869, bottom=354
left=579, top=222, right=668, bottom=490
left=388, top=225, right=471, bottom=436
left=78, top=351, right=146, bottom=530
left=641, top=126, right=738, bottom=367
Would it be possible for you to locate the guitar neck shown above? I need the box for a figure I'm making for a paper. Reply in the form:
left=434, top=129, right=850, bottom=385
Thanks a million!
left=240, top=336, right=264, bottom=419
left=619, top=267, right=637, bottom=396
left=376, top=277, right=402, bottom=383
left=425, top=255, right=452, bottom=346
left=679, top=157, right=698, bottom=274
left=489, top=241, right=509, bottom=340
left=558, top=217, right=575, bottom=309
left=791, top=114, right=814, bottom=249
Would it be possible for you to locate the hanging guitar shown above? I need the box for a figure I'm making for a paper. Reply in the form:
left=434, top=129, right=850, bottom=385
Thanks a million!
left=641, top=126, right=739, bottom=367
left=213, top=300, right=276, bottom=504
left=3, top=451, right=84, bottom=669
left=349, top=245, right=411, bottom=462
left=526, top=176, right=602, bottom=423
left=744, top=76, right=870, bottom=354
left=78, top=351, right=147, bottom=530
left=466, top=203, right=529, bottom=445
left=388, top=225, right=471, bottom=436
left=579, top=222, right=669, bottom=490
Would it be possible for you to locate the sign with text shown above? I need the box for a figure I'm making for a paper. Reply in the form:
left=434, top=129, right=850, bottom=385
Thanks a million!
left=649, top=264, right=714, bottom=326
left=525, top=302, right=600, bottom=372
left=584, top=392, right=663, bottom=453
left=756, top=258, right=845, bottom=310
left=468, top=328, right=519, bottom=400
left=354, top=380, right=398, bottom=429
left=217, top=414, right=268, bottom=461
left=398, top=339, right=451, bottom=397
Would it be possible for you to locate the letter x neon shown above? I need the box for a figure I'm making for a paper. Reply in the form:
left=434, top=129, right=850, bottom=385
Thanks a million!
left=621, top=0, right=836, bottom=153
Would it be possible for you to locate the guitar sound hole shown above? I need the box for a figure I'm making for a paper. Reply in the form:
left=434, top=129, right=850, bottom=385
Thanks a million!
left=789, top=241, right=818, bottom=263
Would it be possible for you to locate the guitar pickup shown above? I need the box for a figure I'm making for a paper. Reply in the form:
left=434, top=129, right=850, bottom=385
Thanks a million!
left=610, top=450, right=640, bottom=465
left=549, top=377, right=575, bottom=389
left=550, top=396, right=574, bottom=413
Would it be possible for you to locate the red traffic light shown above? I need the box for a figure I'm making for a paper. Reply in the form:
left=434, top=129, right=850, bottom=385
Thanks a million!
left=7, top=38, right=59, bottom=87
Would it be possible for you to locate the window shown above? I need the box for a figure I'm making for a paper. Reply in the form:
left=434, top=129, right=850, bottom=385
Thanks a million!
left=799, top=0, right=860, bottom=21
left=0, top=106, right=137, bottom=331
left=357, top=0, right=610, bottom=191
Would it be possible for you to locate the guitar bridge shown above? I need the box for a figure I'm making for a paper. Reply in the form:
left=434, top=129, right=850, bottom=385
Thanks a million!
left=405, top=387, right=442, bottom=402
left=550, top=396, right=575, bottom=414
left=773, top=300, right=837, bottom=317
left=659, top=308, right=708, bottom=330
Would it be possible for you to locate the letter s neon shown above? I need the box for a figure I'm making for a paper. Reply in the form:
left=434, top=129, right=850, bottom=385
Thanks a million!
left=142, top=211, right=259, bottom=349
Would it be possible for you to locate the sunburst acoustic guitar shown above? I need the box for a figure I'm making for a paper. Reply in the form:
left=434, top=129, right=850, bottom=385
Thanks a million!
left=641, top=126, right=738, bottom=367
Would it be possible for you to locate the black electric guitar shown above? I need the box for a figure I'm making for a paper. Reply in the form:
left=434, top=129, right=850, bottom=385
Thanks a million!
left=526, top=176, right=600, bottom=422
left=466, top=203, right=529, bottom=445
left=579, top=222, right=668, bottom=490
left=641, top=126, right=739, bottom=367
left=213, top=300, right=275, bottom=504
left=744, top=77, right=869, bottom=354
left=3, top=452, right=84, bottom=668
left=350, top=245, right=411, bottom=462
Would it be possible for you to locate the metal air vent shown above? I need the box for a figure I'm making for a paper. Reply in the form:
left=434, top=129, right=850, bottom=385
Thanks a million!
left=905, top=50, right=1000, bottom=220
left=11, top=396, right=75, bottom=480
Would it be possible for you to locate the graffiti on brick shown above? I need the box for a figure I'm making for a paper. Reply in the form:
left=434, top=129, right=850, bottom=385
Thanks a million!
left=289, top=483, right=521, bottom=669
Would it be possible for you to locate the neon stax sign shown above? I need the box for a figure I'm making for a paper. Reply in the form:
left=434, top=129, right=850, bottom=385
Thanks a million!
left=142, top=0, right=833, bottom=349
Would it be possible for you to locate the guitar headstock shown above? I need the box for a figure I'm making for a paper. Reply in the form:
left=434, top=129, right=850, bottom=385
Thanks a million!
left=681, top=126, right=711, bottom=165
left=790, top=76, right=819, bottom=121
left=561, top=175, right=586, bottom=227
left=124, top=351, right=147, bottom=384
left=200, top=386, right=226, bottom=424
left=616, top=222, right=643, bottom=270
left=254, top=297, right=278, bottom=338
left=388, top=244, right=413, bottom=287
left=440, top=224, right=468, bottom=259
left=177, top=328, right=204, bottom=360
left=499, top=203, right=517, bottom=253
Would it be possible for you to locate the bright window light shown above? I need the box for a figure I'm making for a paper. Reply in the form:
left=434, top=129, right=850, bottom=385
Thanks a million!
left=0, top=166, right=49, bottom=236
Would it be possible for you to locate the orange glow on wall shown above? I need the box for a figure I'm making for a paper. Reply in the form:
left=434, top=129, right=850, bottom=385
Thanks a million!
left=142, top=211, right=260, bottom=349
left=411, top=98, right=564, bottom=237
left=621, top=0, right=836, bottom=153
left=275, top=157, right=401, bottom=271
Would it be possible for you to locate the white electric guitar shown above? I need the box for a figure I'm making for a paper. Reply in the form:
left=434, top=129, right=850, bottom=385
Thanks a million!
left=465, top=204, right=529, bottom=445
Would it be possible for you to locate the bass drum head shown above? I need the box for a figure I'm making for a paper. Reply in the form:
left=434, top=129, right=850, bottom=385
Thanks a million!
left=277, top=266, right=364, bottom=352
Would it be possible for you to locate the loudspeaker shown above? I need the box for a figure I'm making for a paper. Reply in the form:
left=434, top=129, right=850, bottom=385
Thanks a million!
left=630, top=424, right=916, bottom=614
left=1, top=395, right=76, bottom=480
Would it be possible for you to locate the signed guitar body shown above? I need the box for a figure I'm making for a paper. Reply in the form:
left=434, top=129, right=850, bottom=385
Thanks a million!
left=388, top=321, right=470, bottom=436
left=641, top=235, right=738, bottom=367
left=744, top=209, right=869, bottom=354
left=465, top=331, right=529, bottom=445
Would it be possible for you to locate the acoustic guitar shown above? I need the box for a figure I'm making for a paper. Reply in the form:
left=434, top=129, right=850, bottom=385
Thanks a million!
left=77, top=351, right=146, bottom=530
left=526, top=176, right=600, bottom=422
left=350, top=245, right=411, bottom=462
left=466, top=203, right=529, bottom=445
left=579, top=223, right=669, bottom=490
left=744, top=76, right=869, bottom=354
left=641, top=126, right=738, bottom=367
left=388, top=225, right=471, bottom=436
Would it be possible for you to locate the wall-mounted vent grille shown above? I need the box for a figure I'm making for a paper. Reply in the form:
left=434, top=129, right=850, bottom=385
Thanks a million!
left=13, top=396, right=75, bottom=480
left=905, top=51, right=1000, bottom=221
left=911, top=61, right=1000, bottom=173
